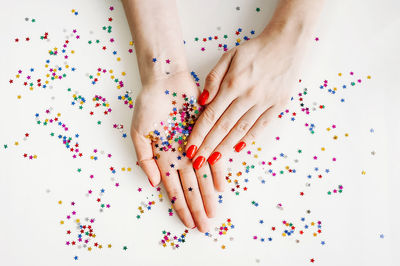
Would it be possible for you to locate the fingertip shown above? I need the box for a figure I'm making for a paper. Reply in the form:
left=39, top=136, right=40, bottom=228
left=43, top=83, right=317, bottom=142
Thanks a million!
left=148, top=176, right=161, bottom=187
left=193, top=156, right=206, bottom=170
left=175, top=204, right=196, bottom=229
left=215, top=176, right=225, bottom=192
left=186, top=219, right=196, bottom=230
left=203, top=192, right=217, bottom=218
left=211, top=164, right=226, bottom=192
left=148, top=178, right=155, bottom=187
left=208, top=151, right=222, bottom=166
left=215, top=184, right=225, bottom=193
left=198, top=89, right=209, bottom=106
left=234, top=141, right=246, bottom=152
left=206, top=206, right=216, bottom=218
left=196, top=222, right=210, bottom=233
left=182, top=212, right=196, bottom=229
left=141, top=160, right=161, bottom=187
left=186, top=145, right=198, bottom=159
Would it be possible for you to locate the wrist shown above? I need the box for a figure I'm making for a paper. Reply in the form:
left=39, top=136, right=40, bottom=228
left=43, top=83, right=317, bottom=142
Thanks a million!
left=137, top=50, right=189, bottom=86
left=259, top=0, right=323, bottom=49
left=259, top=19, right=310, bottom=50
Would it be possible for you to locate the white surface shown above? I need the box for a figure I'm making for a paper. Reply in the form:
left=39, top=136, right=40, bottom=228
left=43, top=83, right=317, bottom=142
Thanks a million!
left=0, top=0, right=399, bottom=266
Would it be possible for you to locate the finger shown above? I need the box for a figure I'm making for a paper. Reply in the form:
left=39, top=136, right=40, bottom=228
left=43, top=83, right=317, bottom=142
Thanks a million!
left=239, top=105, right=281, bottom=146
left=178, top=167, right=210, bottom=232
left=214, top=105, right=266, bottom=156
left=209, top=105, right=265, bottom=191
left=161, top=169, right=195, bottom=229
left=198, top=50, right=236, bottom=105
left=131, top=128, right=161, bottom=187
left=194, top=162, right=217, bottom=218
left=186, top=89, right=235, bottom=161
left=210, top=159, right=225, bottom=192
left=192, top=99, right=250, bottom=169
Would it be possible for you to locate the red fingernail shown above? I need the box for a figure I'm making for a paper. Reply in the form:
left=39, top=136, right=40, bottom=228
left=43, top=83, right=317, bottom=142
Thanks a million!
left=208, top=152, right=221, bottom=165
left=149, top=178, right=155, bottom=187
left=234, top=141, right=246, bottom=152
left=186, top=145, right=198, bottom=159
left=191, top=225, right=197, bottom=229
left=193, top=156, right=205, bottom=170
left=198, top=90, right=209, bottom=105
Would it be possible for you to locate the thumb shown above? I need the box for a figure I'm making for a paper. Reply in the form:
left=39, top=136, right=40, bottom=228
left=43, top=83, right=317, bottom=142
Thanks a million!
left=198, top=50, right=236, bottom=105
left=131, top=128, right=161, bottom=187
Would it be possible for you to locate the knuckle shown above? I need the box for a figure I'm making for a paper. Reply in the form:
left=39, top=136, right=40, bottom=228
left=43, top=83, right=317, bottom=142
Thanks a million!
left=259, top=113, right=271, bottom=128
left=216, top=119, right=232, bottom=134
left=236, top=120, right=251, bottom=133
left=168, top=187, right=181, bottom=199
left=244, top=87, right=258, bottom=100
left=201, top=105, right=217, bottom=124
left=224, top=76, right=237, bottom=89
left=205, top=71, right=219, bottom=84
left=179, top=167, right=192, bottom=176
left=261, top=118, right=269, bottom=127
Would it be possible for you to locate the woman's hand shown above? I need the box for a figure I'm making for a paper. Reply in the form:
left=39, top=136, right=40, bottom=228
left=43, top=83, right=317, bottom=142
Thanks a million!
left=131, top=72, right=216, bottom=232
left=185, top=25, right=307, bottom=188
left=123, top=0, right=218, bottom=232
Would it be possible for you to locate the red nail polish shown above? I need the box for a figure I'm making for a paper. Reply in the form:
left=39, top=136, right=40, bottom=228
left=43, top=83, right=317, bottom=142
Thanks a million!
left=234, top=141, right=246, bottom=152
left=208, top=152, right=221, bottom=165
left=193, top=156, right=205, bottom=170
left=191, top=225, right=197, bottom=229
left=149, top=179, right=155, bottom=187
left=198, top=90, right=209, bottom=105
left=186, top=145, right=198, bottom=159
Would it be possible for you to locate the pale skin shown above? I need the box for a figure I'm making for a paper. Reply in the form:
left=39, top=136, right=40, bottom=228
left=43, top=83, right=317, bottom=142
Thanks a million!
left=122, top=0, right=323, bottom=232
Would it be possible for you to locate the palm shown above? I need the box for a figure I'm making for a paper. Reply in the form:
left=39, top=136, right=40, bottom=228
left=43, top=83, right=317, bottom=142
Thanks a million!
left=130, top=73, right=214, bottom=232
left=132, top=73, right=199, bottom=138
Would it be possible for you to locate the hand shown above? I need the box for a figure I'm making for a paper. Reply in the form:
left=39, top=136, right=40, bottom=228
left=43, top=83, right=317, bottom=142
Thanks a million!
left=185, top=28, right=304, bottom=187
left=131, top=72, right=216, bottom=232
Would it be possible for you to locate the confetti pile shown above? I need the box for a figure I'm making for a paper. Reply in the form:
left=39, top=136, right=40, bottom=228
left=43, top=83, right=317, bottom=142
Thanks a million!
left=147, top=92, right=201, bottom=153
left=160, top=229, right=189, bottom=249
left=204, top=218, right=236, bottom=250
left=253, top=215, right=324, bottom=244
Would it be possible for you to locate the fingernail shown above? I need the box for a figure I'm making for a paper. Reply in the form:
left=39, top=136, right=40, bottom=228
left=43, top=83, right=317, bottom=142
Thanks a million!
left=149, top=178, right=155, bottom=187
left=186, top=145, right=198, bottom=159
left=234, top=141, right=246, bottom=152
left=193, top=156, right=205, bottom=170
left=208, top=151, right=221, bottom=165
left=191, top=225, right=197, bottom=229
left=198, top=90, right=209, bottom=105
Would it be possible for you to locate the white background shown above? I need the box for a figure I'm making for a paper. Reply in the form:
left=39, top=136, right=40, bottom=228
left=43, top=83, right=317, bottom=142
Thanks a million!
left=0, top=0, right=399, bottom=266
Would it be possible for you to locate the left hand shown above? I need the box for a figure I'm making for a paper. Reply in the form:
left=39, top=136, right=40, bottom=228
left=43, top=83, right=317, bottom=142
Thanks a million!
left=131, top=72, right=215, bottom=232
left=185, top=28, right=304, bottom=189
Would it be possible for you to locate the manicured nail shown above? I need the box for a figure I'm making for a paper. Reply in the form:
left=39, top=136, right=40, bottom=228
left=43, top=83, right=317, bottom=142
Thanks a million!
left=234, top=141, right=246, bottom=152
left=208, top=152, right=221, bottom=165
left=193, top=156, right=205, bottom=170
left=186, top=145, right=198, bottom=159
left=198, top=90, right=209, bottom=105
left=149, top=178, right=155, bottom=187
left=191, top=225, right=197, bottom=229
